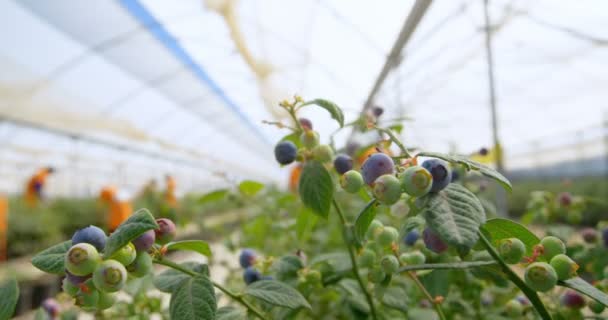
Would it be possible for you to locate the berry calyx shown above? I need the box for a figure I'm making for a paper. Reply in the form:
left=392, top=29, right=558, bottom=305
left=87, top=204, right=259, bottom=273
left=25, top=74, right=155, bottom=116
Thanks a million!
left=421, top=159, right=452, bottom=193
left=333, top=154, right=353, bottom=175
left=550, top=254, right=578, bottom=280
left=155, top=218, right=177, bottom=245
left=540, top=236, right=566, bottom=261
left=93, top=260, right=127, bottom=293
left=524, top=262, right=557, bottom=292
left=65, top=243, right=101, bottom=276
left=497, top=238, right=525, bottom=264
left=71, top=226, right=107, bottom=252
left=340, top=170, right=364, bottom=194
left=274, top=141, right=297, bottom=165
left=372, top=174, right=402, bottom=205
left=361, top=153, right=395, bottom=186
left=400, top=166, right=433, bottom=197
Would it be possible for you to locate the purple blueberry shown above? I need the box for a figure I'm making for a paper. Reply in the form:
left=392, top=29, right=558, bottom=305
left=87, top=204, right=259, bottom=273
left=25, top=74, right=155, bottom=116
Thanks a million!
left=581, top=228, right=598, bottom=243
left=333, top=154, right=353, bottom=175
left=274, top=141, right=297, bottom=165
left=132, top=230, right=155, bottom=252
left=299, top=118, right=313, bottom=130
left=403, top=230, right=420, bottom=246
left=372, top=106, right=384, bottom=117
left=421, top=159, right=452, bottom=192
left=42, top=298, right=60, bottom=317
left=72, top=225, right=107, bottom=252
left=561, top=290, right=585, bottom=309
left=479, top=148, right=489, bottom=156
left=243, top=267, right=262, bottom=285
left=65, top=270, right=91, bottom=286
left=558, top=192, right=572, bottom=207
left=423, top=228, right=448, bottom=253
left=154, top=218, right=176, bottom=245
left=361, top=153, right=394, bottom=186
left=239, top=249, right=257, bottom=269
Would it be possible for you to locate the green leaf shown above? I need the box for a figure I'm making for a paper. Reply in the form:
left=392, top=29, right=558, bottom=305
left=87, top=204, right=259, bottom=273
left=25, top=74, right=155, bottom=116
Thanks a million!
left=166, top=240, right=212, bottom=258
left=295, top=207, right=318, bottom=241
left=382, top=286, right=409, bottom=313
left=338, top=279, right=369, bottom=313
left=0, top=278, right=19, bottom=320
left=420, top=269, right=450, bottom=297
left=104, top=209, right=158, bottom=258
left=216, top=306, right=245, bottom=320
left=298, top=161, right=334, bottom=218
left=480, top=218, right=540, bottom=256
left=199, top=189, right=229, bottom=204
left=417, top=151, right=512, bottom=192
left=169, top=274, right=216, bottom=320
left=301, top=99, right=345, bottom=127
left=387, top=124, right=404, bottom=134
left=354, top=200, right=377, bottom=243
left=244, top=280, right=311, bottom=310
left=280, top=132, right=302, bottom=148
left=154, top=262, right=209, bottom=293
left=31, top=240, right=72, bottom=274
left=560, top=277, right=608, bottom=307
left=419, top=184, right=486, bottom=256
left=238, top=180, right=264, bottom=197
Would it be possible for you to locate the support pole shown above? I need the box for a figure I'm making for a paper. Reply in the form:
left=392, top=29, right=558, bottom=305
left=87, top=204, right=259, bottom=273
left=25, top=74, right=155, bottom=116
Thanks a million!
left=483, top=0, right=507, bottom=216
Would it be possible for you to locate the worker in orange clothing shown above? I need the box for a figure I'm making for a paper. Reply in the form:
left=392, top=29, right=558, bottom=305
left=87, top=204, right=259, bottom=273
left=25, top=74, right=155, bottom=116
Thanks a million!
left=164, top=175, right=177, bottom=208
left=0, top=195, right=7, bottom=261
left=99, top=186, right=133, bottom=233
left=24, top=167, right=55, bottom=207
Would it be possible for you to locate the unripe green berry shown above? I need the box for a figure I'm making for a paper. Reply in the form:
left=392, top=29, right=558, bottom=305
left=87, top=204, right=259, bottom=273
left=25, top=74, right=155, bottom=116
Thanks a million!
left=400, top=251, right=426, bottom=265
left=540, top=236, right=566, bottom=261
left=62, top=277, right=79, bottom=297
left=588, top=299, right=605, bottom=314
left=300, top=130, right=320, bottom=149
left=498, top=238, right=526, bottom=264
left=368, top=268, right=386, bottom=283
left=524, top=262, right=558, bottom=292
left=550, top=254, right=578, bottom=280
left=312, top=145, right=333, bottom=163
left=127, top=252, right=153, bottom=278
left=380, top=255, right=399, bottom=274
left=109, top=242, right=136, bottom=267
left=76, top=279, right=99, bottom=309
left=93, top=260, right=127, bottom=293
left=372, top=175, right=402, bottom=205
left=65, top=243, right=101, bottom=276
left=97, top=291, right=117, bottom=310
left=304, top=269, right=321, bottom=283
left=367, top=220, right=383, bottom=239
left=400, top=166, right=433, bottom=197
left=341, top=170, right=364, bottom=194
left=376, top=226, right=398, bottom=247
left=359, top=249, right=377, bottom=268
left=505, top=299, right=524, bottom=317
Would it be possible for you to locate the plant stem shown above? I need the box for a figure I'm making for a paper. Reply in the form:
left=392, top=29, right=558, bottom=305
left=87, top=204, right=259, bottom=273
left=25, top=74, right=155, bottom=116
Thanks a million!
left=407, top=271, right=447, bottom=320
left=331, top=199, right=378, bottom=320
left=153, top=258, right=269, bottom=320
left=374, top=127, right=412, bottom=158
left=397, top=260, right=496, bottom=272
left=477, top=231, right=552, bottom=320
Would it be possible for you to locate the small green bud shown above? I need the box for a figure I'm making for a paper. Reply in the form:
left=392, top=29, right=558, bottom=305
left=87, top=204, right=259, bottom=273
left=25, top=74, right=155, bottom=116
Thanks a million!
left=380, top=255, right=399, bottom=274
left=341, top=170, right=364, bottom=193
left=373, top=175, right=402, bottom=205
left=550, top=254, right=578, bottom=280
left=540, top=236, right=566, bottom=261
left=524, top=262, right=557, bottom=292
left=498, top=238, right=526, bottom=264
left=359, top=249, right=377, bottom=268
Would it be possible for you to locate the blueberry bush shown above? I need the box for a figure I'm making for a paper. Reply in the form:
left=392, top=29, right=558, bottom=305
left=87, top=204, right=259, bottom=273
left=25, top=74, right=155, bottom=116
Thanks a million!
left=4, top=97, right=607, bottom=319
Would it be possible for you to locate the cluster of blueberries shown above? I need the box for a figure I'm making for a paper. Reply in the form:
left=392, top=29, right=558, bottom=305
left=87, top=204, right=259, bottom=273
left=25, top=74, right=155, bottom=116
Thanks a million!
left=56, top=218, right=176, bottom=312
left=239, top=249, right=271, bottom=285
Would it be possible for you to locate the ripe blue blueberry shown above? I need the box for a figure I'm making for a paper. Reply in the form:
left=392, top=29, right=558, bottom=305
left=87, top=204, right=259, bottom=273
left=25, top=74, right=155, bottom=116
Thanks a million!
left=243, top=267, right=262, bottom=285
left=274, top=141, right=297, bottom=165
left=421, top=159, right=452, bottom=192
left=403, top=230, right=420, bottom=246
left=239, top=249, right=257, bottom=269
left=72, top=226, right=107, bottom=252
left=132, top=230, right=155, bottom=252
left=561, top=290, right=585, bottom=309
left=423, top=228, right=448, bottom=254
left=372, top=106, right=384, bottom=117
left=361, top=153, right=394, bottom=186
left=155, top=218, right=176, bottom=245
left=333, top=154, right=353, bottom=175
